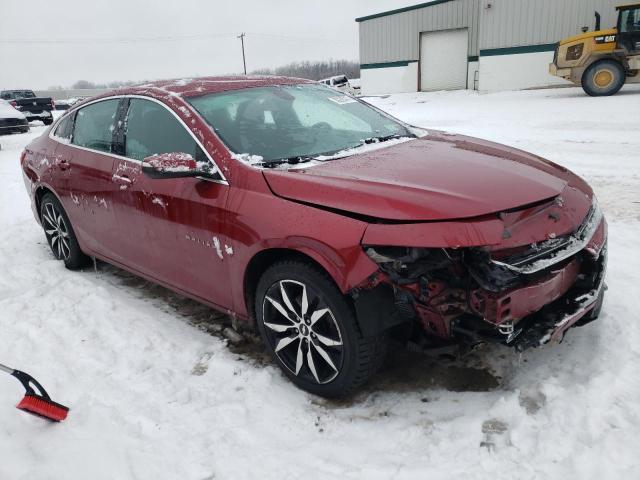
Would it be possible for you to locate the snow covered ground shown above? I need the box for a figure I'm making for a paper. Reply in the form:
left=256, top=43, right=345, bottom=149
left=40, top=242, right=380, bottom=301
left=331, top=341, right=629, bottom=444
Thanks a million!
left=1, top=86, right=639, bottom=479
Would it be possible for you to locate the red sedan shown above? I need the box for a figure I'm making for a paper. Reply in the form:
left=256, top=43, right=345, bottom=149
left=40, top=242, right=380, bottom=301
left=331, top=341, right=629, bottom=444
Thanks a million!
left=20, top=77, right=607, bottom=397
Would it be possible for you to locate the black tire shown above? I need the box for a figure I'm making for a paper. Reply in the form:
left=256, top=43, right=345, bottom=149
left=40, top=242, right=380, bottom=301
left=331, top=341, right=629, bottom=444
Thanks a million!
left=255, top=260, right=387, bottom=397
left=43, top=117, right=53, bottom=126
left=40, top=193, right=90, bottom=269
left=582, top=60, right=625, bottom=97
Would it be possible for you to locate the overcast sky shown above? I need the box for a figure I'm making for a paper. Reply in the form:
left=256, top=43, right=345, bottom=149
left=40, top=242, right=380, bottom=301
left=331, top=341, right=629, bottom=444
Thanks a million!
left=0, top=0, right=413, bottom=89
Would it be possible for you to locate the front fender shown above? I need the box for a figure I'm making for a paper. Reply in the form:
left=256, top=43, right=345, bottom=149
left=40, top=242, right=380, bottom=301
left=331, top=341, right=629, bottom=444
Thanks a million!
left=226, top=184, right=378, bottom=319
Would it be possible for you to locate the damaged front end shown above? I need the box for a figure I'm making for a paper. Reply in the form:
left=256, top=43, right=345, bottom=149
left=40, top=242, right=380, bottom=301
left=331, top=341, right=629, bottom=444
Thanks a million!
left=352, top=198, right=607, bottom=352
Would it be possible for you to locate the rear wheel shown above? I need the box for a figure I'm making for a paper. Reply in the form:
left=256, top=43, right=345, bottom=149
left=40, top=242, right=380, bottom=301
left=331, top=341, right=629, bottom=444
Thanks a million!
left=40, top=193, right=90, bottom=269
left=582, top=60, right=625, bottom=97
left=255, top=260, right=387, bottom=397
left=43, top=117, right=53, bottom=126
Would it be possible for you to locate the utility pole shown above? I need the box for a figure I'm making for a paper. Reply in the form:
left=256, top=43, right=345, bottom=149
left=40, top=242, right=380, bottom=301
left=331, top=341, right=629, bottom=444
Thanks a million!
left=237, top=33, right=247, bottom=75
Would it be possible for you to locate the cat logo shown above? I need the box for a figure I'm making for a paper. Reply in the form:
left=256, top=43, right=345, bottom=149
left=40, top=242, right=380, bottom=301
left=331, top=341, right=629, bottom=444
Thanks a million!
left=595, top=35, right=616, bottom=44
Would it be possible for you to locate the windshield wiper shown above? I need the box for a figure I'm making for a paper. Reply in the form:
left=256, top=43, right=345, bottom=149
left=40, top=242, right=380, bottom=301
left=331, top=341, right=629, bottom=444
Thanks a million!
left=259, top=156, right=317, bottom=168
left=363, top=133, right=416, bottom=144
left=259, top=133, right=417, bottom=167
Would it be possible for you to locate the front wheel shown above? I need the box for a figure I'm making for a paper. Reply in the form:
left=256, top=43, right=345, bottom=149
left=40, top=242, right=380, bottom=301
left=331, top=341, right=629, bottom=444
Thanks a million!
left=43, top=116, right=54, bottom=126
left=582, top=60, right=625, bottom=97
left=255, top=260, right=387, bottom=397
left=40, top=193, right=90, bottom=269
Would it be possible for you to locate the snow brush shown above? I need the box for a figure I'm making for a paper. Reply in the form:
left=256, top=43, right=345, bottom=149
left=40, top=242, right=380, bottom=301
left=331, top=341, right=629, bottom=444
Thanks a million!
left=0, top=363, right=68, bottom=422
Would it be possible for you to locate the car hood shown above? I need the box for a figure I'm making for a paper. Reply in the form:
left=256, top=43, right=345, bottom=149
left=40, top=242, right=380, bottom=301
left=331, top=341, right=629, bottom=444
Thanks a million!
left=262, top=132, right=575, bottom=222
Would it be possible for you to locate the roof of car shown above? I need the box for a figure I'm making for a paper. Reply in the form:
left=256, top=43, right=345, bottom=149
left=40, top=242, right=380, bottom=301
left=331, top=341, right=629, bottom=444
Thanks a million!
left=119, top=75, right=315, bottom=99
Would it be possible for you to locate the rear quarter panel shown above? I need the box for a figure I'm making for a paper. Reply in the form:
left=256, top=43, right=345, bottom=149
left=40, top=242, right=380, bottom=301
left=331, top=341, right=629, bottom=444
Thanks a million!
left=21, top=127, right=60, bottom=221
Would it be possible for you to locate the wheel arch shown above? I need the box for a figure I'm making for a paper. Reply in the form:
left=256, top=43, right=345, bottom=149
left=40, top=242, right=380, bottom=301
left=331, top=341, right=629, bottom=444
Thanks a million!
left=243, top=247, right=344, bottom=323
left=34, top=185, right=60, bottom=221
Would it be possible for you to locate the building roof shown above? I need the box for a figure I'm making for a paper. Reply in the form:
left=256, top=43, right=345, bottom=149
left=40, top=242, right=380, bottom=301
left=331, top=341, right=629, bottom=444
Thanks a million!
left=616, top=2, right=640, bottom=9
left=355, top=0, right=456, bottom=23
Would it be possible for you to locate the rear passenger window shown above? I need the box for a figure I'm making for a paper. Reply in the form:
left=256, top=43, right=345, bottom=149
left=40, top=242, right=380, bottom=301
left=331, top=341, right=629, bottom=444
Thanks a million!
left=124, top=99, right=206, bottom=161
left=53, top=114, right=74, bottom=143
left=72, top=99, right=120, bottom=153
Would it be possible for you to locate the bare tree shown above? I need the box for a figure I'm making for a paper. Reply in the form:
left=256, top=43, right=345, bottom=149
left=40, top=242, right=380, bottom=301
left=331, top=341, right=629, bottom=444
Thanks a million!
left=252, top=60, right=360, bottom=80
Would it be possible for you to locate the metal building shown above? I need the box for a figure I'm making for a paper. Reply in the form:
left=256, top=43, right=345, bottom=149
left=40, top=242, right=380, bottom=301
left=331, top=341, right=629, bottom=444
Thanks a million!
left=357, top=0, right=621, bottom=94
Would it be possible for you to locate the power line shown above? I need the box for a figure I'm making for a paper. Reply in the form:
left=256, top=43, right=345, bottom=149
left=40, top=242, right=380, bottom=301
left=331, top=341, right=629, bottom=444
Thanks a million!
left=246, top=32, right=354, bottom=45
left=0, top=32, right=236, bottom=45
left=0, top=31, right=354, bottom=46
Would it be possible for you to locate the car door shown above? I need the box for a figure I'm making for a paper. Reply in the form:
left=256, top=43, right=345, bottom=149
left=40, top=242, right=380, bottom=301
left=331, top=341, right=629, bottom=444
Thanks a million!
left=53, top=98, right=123, bottom=259
left=110, top=97, right=231, bottom=307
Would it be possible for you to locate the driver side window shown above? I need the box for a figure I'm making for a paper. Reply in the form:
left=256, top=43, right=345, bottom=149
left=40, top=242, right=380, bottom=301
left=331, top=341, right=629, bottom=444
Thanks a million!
left=124, top=99, right=207, bottom=162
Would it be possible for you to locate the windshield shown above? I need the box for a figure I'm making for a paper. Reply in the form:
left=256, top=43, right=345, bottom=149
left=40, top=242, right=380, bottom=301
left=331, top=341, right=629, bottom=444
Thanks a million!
left=187, top=84, right=413, bottom=164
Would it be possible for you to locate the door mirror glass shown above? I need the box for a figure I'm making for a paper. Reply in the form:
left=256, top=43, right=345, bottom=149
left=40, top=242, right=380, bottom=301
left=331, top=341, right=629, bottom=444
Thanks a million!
left=142, top=152, right=200, bottom=179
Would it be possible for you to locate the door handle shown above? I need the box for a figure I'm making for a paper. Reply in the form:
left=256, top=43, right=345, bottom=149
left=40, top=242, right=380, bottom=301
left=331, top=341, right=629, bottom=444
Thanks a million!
left=112, top=173, right=133, bottom=189
left=112, top=174, right=132, bottom=184
left=59, top=159, right=70, bottom=171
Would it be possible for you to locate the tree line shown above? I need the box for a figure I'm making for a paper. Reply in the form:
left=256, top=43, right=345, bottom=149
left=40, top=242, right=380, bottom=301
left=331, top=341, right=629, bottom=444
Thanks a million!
left=251, top=60, right=360, bottom=80
left=51, top=59, right=360, bottom=89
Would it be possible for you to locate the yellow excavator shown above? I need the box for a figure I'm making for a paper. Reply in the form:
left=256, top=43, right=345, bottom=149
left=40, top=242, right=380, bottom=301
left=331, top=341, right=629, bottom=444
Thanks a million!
left=550, top=3, right=640, bottom=96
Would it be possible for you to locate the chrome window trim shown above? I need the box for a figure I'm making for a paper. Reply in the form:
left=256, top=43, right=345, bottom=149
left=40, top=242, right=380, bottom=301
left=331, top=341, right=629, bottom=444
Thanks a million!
left=48, top=94, right=229, bottom=186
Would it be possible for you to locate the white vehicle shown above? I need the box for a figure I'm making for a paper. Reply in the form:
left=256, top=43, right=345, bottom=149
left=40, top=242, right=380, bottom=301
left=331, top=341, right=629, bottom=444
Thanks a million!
left=319, top=75, right=358, bottom=95
left=0, top=99, right=29, bottom=135
left=349, top=78, right=361, bottom=95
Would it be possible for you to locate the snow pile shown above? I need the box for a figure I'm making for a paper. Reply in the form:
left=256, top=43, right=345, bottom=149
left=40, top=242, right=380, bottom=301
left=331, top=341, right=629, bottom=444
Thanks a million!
left=0, top=88, right=639, bottom=479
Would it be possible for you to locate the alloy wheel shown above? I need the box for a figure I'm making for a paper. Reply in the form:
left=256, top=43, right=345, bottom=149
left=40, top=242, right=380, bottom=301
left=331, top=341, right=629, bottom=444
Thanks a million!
left=42, top=201, right=71, bottom=260
left=262, top=279, right=344, bottom=384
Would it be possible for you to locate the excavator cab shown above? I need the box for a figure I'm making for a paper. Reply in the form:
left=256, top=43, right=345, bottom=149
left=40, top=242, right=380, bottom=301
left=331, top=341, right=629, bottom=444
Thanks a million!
left=550, top=3, right=640, bottom=96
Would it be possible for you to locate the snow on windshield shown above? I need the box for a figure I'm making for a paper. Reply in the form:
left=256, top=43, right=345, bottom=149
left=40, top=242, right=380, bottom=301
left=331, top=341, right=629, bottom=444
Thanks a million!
left=187, top=84, right=415, bottom=167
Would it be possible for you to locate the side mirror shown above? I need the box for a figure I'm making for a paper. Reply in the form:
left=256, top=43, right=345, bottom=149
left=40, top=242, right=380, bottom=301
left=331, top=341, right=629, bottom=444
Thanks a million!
left=142, top=152, right=201, bottom=179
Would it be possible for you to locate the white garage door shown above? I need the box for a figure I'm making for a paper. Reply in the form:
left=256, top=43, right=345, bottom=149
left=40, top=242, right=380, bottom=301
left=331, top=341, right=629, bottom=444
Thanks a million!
left=420, top=29, right=469, bottom=91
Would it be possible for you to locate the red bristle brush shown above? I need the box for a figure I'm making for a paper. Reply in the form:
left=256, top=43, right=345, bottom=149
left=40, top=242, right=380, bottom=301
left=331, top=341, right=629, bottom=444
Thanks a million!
left=0, top=363, right=69, bottom=422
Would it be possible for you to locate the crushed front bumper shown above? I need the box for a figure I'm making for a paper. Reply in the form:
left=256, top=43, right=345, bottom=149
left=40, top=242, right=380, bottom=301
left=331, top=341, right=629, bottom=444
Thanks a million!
left=510, top=243, right=607, bottom=351
left=454, top=215, right=607, bottom=351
